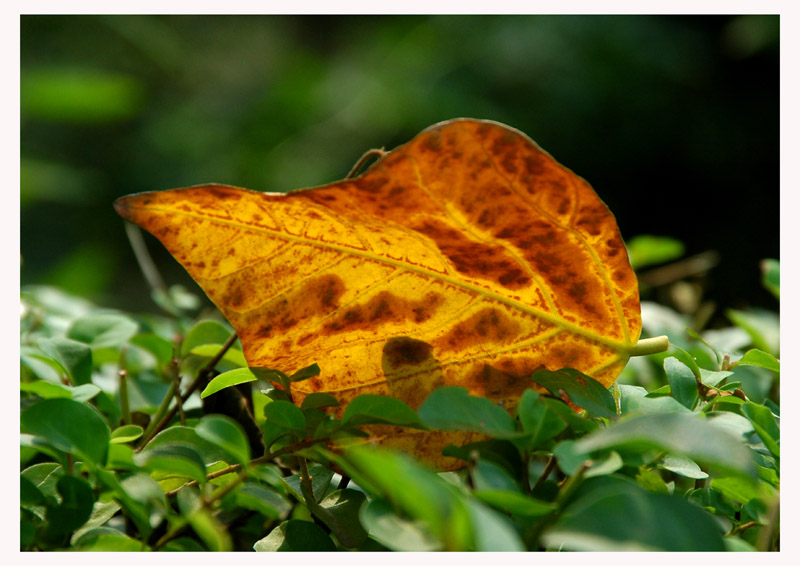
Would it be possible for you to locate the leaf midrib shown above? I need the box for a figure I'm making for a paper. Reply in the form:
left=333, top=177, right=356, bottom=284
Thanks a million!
left=133, top=202, right=634, bottom=352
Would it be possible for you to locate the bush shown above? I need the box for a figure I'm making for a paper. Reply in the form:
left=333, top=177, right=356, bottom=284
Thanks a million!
left=20, top=257, right=779, bottom=551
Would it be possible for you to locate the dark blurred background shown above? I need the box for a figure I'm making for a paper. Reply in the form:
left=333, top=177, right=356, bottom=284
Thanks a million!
left=20, top=15, right=779, bottom=320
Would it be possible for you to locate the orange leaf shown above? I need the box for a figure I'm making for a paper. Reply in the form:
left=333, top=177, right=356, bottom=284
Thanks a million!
left=115, top=119, right=641, bottom=469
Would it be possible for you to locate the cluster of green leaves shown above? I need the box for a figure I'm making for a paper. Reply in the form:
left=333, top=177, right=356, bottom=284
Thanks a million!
left=20, top=258, right=779, bottom=551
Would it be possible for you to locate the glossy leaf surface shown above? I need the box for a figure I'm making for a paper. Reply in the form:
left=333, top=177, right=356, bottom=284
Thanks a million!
left=115, top=119, right=640, bottom=467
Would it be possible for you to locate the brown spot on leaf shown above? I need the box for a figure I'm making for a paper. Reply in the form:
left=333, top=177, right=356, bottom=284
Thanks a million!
left=383, top=336, right=434, bottom=367
left=424, top=130, right=443, bottom=152
left=436, top=308, right=522, bottom=351
left=323, top=291, right=444, bottom=334
left=414, top=218, right=530, bottom=289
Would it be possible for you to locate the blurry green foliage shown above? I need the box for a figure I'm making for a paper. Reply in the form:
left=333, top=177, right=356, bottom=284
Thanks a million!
left=21, top=15, right=778, bottom=313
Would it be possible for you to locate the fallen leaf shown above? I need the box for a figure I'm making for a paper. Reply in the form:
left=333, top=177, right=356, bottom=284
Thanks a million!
left=115, top=118, right=641, bottom=468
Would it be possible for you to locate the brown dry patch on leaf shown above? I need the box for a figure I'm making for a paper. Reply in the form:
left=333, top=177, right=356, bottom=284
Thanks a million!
left=114, top=118, right=641, bottom=470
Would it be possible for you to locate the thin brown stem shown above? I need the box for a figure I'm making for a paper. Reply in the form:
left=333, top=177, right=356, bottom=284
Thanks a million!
left=164, top=437, right=329, bottom=498
left=346, top=148, right=387, bottom=179
left=136, top=333, right=238, bottom=452
left=532, top=456, right=558, bottom=492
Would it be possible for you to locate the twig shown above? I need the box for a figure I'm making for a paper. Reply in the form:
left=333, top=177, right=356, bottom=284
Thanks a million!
left=124, top=221, right=167, bottom=294
left=118, top=368, right=131, bottom=426
left=136, top=333, right=238, bottom=452
left=532, top=456, right=558, bottom=492
left=346, top=148, right=387, bottom=179
left=164, top=436, right=330, bottom=498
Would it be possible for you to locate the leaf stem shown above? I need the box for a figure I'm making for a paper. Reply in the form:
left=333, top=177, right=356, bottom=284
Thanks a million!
left=532, top=456, right=557, bottom=492
left=630, top=335, right=670, bottom=357
left=136, top=333, right=238, bottom=452
left=346, top=148, right=388, bottom=179
left=124, top=221, right=167, bottom=295
left=118, top=366, right=131, bottom=426
left=164, top=437, right=330, bottom=498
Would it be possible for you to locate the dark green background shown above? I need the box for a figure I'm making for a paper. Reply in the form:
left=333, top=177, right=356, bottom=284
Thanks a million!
left=20, top=15, right=779, bottom=315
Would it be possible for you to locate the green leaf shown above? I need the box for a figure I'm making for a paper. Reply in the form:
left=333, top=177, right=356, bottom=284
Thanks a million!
left=626, top=235, right=685, bottom=269
left=473, top=490, right=555, bottom=519
left=264, top=400, right=307, bottom=430
left=741, top=402, right=780, bottom=458
left=700, top=368, right=734, bottom=387
left=67, top=312, right=139, bottom=350
left=540, top=396, right=598, bottom=434
left=146, top=426, right=231, bottom=465
left=659, top=454, right=708, bottom=479
left=471, top=459, right=521, bottom=493
left=575, top=412, right=755, bottom=477
left=253, top=519, right=336, bottom=551
left=727, top=308, right=780, bottom=356
left=283, top=464, right=333, bottom=503
left=635, top=468, right=670, bottom=494
left=761, top=258, right=779, bottom=300
left=195, top=414, right=251, bottom=466
left=465, top=498, right=525, bottom=551
left=21, top=463, right=63, bottom=501
left=418, top=386, right=516, bottom=436
left=188, top=344, right=247, bottom=367
left=73, top=532, right=146, bottom=551
left=619, top=384, right=692, bottom=415
left=516, top=389, right=568, bottom=448
left=20, top=380, right=101, bottom=402
left=180, top=319, right=233, bottom=356
left=200, top=367, right=258, bottom=399
left=230, top=483, right=292, bottom=519
left=110, top=424, right=143, bottom=444
left=340, top=447, right=471, bottom=548
left=670, top=344, right=702, bottom=379
left=70, top=501, right=122, bottom=545
left=45, top=475, right=95, bottom=538
left=531, top=368, right=617, bottom=418
left=360, top=497, right=441, bottom=551
left=544, top=480, right=725, bottom=551
left=317, top=489, right=369, bottom=548
left=21, top=475, right=47, bottom=513
left=130, top=333, right=174, bottom=367
left=21, top=398, right=110, bottom=466
left=301, top=392, right=341, bottom=410
left=289, top=362, right=321, bottom=382
left=177, top=486, right=232, bottom=551
left=36, top=336, right=93, bottom=385
left=342, top=394, right=425, bottom=428
left=710, top=476, right=774, bottom=505
left=735, top=349, right=780, bottom=373
left=663, top=357, right=699, bottom=409
left=134, top=442, right=208, bottom=485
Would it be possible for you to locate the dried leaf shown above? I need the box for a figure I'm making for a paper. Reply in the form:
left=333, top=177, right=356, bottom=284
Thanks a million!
left=115, top=119, right=640, bottom=468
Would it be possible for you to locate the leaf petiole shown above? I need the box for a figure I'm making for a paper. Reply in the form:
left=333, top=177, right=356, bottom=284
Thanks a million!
left=630, top=336, right=670, bottom=357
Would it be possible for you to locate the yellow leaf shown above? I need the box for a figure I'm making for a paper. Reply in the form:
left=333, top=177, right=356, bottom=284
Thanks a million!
left=115, top=119, right=641, bottom=469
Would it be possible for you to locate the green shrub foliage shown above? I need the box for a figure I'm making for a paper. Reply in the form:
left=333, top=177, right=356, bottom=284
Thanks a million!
left=20, top=259, right=780, bottom=551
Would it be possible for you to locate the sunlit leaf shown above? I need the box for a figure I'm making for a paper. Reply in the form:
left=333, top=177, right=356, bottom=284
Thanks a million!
left=115, top=119, right=641, bottom=468
left=575, top=412, right=755, bottom=477
left=200, top=367, right=258, bottom=399
left=625, top=234, right=685, bottom=269
left=734, top=349, right=780, bottom=373
left=110, top=424, right=144, bottom=444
